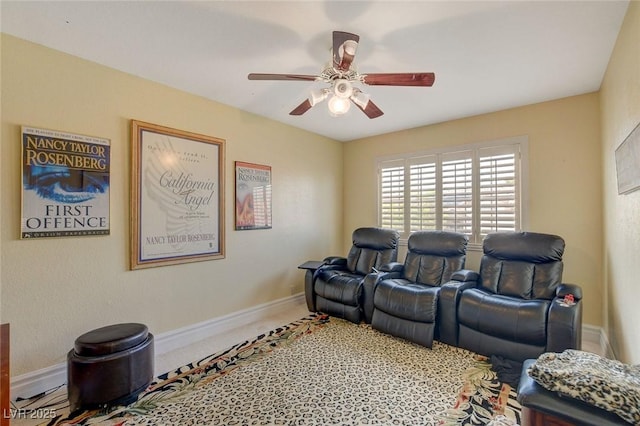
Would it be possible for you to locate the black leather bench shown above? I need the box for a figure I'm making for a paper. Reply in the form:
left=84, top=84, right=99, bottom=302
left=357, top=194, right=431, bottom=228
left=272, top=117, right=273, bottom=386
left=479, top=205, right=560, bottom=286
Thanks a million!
left=516, top=359, right=630, bottom=426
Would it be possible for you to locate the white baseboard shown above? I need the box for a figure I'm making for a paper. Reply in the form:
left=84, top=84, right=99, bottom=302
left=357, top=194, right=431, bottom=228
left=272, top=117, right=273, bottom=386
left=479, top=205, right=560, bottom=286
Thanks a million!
left=10, top=362, right=68, bottom=401
left=12, top=297, right=609, bottom=400
left=582, top=323, right=615, bottom=359
left=153, top=293, right=305, bottom=356
left=11, top=293, right=306, bottom=400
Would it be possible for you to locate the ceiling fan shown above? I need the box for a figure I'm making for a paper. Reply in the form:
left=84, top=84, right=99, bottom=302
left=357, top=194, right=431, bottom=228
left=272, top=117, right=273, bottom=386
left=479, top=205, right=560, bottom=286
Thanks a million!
left=248, top=31, right=435, bottom=119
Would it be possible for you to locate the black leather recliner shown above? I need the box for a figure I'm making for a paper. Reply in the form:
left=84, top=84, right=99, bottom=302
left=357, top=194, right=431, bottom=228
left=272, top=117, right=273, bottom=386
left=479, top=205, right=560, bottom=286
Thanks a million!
left=310, top=227, right=399, bottom=323
left=439, top=232, right=582, bottom=362
left=366, top=231, right=468, bottom=348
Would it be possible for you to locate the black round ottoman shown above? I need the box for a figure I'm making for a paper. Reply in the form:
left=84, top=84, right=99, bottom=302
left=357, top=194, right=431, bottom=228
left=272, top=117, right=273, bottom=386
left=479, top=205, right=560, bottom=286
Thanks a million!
left=67, top=323, right=154, bottom=413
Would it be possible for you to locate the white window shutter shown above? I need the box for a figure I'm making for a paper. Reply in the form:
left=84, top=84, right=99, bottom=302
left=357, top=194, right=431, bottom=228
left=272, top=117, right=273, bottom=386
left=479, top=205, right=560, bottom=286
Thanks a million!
left=379, top=163, right=405, bottom=232
left=409, top=159, right=437, bottom=232
left=479, top=146, right=519, bottom=237
left=441, top=153, right=473, bottom=236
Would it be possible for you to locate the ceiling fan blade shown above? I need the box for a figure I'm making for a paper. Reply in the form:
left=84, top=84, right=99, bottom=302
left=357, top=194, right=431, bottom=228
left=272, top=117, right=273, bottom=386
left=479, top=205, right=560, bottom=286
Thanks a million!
left=248, top=73, right=318, bottom=82
left=289, top=99, right=313, bottom=116
left=333, top=31, right=360, bottom=71
left=362, top=72, right=436, bottom=87
left=352, top=98, right=384, bottom=119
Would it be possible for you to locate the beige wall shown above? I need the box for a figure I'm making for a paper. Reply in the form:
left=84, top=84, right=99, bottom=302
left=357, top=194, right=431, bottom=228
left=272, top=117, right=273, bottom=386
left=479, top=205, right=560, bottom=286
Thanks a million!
left=0, top=35, right=344, bottom=375
left=343, top=93, right=603, bottom=327
left=600, top=1, right=640, bottom=363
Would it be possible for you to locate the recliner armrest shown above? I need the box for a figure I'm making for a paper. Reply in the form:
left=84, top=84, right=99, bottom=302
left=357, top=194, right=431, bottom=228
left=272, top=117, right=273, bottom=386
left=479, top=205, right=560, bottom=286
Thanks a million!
left=313, top=260, right=350, bottom=280
left=440, top=280, right=477, bottom=295
left=323, top=256, right=347, bottom=266
left=547, top=283, right=583, bottom=353
left=438, top=280, right=477, bottom=346
left=378, top=262, right=404, bottom=273
left=361, top=268, right=403, bottom=324
left=556, top=283, right=582, bottom=301
left=451, top=269, right=479, bottom=282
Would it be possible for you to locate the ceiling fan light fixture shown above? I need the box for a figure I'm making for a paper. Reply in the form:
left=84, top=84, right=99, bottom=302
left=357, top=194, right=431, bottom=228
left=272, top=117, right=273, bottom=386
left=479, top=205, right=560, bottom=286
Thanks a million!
left=308, top=88, right=329, bottom=106
left=328, top=95, right=351, bottom=116
left=341, top=40, right=358, bottom=56
left=351, top=90, right=370, bottom=109
left=333, top=79, right=353, bottom=98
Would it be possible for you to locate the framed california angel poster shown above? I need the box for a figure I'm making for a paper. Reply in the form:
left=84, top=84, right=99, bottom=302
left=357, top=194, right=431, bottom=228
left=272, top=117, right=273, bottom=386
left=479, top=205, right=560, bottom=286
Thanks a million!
left=130, top=120, right=225, bottom=269
left=235, top=161, right=272, bottom=230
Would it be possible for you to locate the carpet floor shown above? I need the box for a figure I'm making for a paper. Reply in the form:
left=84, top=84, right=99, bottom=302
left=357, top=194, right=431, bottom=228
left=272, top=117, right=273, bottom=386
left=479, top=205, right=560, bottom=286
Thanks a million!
left=23, top=314, right=521, bottom=425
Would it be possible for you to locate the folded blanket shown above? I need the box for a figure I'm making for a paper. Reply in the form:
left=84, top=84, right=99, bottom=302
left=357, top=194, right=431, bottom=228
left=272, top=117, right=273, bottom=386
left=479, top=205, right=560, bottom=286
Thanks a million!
left=528, top=350, right=640, bottom=425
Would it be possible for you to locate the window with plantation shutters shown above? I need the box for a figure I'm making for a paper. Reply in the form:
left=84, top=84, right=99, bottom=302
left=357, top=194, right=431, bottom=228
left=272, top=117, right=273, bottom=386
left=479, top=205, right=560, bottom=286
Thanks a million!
left=377, top=136, right=527, bottom=247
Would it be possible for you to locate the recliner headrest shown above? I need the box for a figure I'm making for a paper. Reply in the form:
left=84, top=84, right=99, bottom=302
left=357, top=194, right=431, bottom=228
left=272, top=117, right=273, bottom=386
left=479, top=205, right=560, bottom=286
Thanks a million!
left=483, top=232, right=565, bottom=263
left=408, top=231, right=468, bottom=256
left=352, top=227, right=399, bottom=250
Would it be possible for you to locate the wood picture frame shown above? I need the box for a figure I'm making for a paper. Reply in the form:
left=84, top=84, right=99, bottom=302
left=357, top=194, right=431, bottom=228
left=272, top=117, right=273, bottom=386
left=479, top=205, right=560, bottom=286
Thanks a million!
left=0, top=324, right=8, bottom=426
left=130, top=120, right=225, bottom=269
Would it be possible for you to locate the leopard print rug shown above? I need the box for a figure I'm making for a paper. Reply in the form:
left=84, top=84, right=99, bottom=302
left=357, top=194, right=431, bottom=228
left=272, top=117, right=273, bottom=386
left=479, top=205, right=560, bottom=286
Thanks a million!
left=30, top=314, right=521, bottom=425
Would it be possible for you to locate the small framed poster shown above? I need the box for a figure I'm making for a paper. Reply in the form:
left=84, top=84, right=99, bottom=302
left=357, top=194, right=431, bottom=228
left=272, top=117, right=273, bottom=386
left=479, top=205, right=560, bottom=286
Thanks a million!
left=235, top=161, right=272, bottom=230
left=130, top=120, right=225, bottom=269
left=21, top=126, right=110, bottom=238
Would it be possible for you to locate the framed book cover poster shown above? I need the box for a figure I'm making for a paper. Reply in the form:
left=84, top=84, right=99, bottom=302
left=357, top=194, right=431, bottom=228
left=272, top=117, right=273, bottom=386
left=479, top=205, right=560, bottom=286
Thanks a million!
left=130, top=120, right=225, bottom=269
left=21, top=126, right=110, bottom=238
left=235, top=161, right=272, bottom=230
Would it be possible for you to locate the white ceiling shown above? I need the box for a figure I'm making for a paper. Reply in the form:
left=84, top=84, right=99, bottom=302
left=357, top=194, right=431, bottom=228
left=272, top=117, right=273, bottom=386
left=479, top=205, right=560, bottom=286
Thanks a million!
left=1, top=1, right=630, bottom=142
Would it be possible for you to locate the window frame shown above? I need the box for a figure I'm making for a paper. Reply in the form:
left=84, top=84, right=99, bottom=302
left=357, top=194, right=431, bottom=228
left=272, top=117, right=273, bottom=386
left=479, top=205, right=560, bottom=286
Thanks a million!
left=376, top=136, right=529, bottom=250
